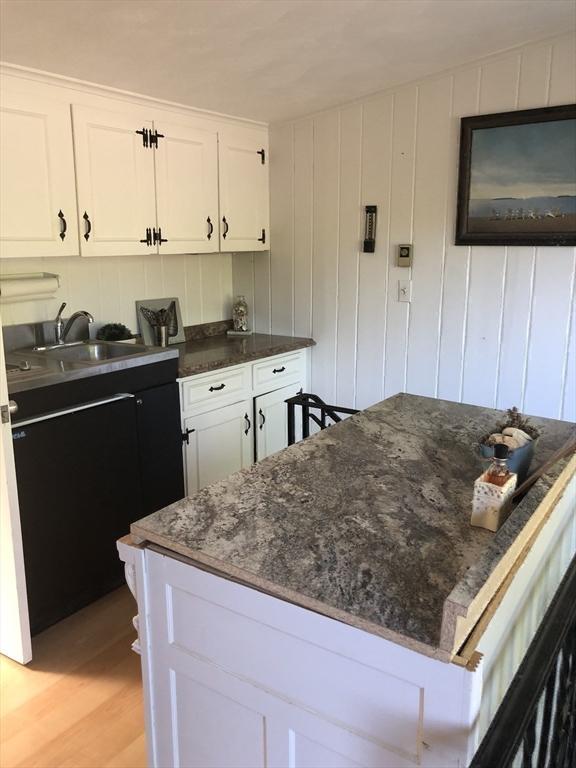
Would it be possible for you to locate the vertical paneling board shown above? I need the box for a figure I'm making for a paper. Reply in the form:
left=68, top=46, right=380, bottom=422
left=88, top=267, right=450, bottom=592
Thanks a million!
left=250, top=32, right=576, bottom=420
left=335, top=104, right=362, bottom=406
left=270, top=122, right=294, bottom=335
left=355, top=94, right=393, bottom=410
left=383, top=86, right=418, bottom=399
left=406, top=76, right=452, bottom=397
left=293, top=120, right=314, bottom=339
left=311, top=111, right=340, bottom=403
left=437, top=66, right=480, bottom=402
left=523, top=249, right=575, bottom=418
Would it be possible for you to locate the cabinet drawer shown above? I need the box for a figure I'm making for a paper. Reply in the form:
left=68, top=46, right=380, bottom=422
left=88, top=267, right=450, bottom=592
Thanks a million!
left=252, top=354, right=302, bottom=390
left=181, top=366, right=250, bottom=412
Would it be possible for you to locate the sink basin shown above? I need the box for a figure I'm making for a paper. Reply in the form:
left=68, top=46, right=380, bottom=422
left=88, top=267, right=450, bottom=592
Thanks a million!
left=31, top=341, right=149, bottom=364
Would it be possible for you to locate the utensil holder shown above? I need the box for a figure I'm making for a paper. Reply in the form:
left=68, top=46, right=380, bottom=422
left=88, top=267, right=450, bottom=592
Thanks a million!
left=155, top=325, right=168, bottom=347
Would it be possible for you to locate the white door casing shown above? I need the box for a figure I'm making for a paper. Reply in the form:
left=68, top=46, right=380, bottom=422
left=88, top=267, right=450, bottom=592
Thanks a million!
left=72, top=105, right=157, bottom=256
left=154, top=120, right=219, bottom=254
left=0, top=91, right=79, bottom=258
left=218, top=126, right=269, bottom=252
left=0, top=316, right=32, bottom=664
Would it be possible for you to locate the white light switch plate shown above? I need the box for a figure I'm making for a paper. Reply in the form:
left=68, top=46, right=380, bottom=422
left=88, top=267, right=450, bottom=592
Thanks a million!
left=398, top=279, right=412, bottom=303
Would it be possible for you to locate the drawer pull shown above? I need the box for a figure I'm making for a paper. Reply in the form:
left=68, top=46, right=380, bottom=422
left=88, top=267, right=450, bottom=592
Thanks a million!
left=58, top=210, right=67, bottom=240
left=244, top=413, right=251, bottom=435
left=272, top=366, right=286, bottom=374
left=209, top=383, right=226, bottom=392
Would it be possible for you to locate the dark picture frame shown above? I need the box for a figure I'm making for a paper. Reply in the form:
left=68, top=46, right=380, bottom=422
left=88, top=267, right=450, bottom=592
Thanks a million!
left=455, top=104, right=576, bottom=246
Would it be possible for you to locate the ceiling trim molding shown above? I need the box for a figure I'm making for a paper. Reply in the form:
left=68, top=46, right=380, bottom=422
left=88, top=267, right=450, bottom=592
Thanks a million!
left=0, top=61, right=268, bottom=128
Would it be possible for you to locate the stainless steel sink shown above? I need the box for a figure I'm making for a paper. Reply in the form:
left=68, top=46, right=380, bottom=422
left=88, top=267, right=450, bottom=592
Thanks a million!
left=24, top=341, right=149, bottom=364
left=47, top=341, right=148, bottom=363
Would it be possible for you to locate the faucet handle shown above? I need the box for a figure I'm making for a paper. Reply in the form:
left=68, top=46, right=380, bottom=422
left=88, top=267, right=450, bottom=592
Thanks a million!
left=55, top=302, right=67, bottom=321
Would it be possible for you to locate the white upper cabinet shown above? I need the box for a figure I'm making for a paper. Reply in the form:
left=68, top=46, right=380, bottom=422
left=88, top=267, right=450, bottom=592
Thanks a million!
left=72, top=105, right=157, bottom=257
left=154, top=120, right=219, bottom=254
left=218, top=126, right=269, bottom=252
left=0, top=91, right=79, bottom=258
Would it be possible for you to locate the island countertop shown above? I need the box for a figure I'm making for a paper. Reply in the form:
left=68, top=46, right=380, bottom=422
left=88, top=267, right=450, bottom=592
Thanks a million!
left=131, top=394, right=575, bottom=659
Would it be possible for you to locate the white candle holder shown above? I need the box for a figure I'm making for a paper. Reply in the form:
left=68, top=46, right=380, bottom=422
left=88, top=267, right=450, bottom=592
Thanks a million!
left=471, top=472, right=517, bottom=532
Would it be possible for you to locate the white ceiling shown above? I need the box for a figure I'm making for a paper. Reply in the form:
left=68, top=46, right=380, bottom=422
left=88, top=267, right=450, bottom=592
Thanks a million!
left=0, top=0, right=574, bottom=123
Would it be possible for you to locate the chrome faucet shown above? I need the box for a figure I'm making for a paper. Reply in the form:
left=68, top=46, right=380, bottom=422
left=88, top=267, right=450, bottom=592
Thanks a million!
left=54, top=302, right=67, bottom=345
left=62, top=310, right=94, bottom=343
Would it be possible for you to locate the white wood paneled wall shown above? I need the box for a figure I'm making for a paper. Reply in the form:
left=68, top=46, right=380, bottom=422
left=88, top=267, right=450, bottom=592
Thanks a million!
left=234, top=33, right=576, bottom=420
left=0, top=252, right=234, bottom=333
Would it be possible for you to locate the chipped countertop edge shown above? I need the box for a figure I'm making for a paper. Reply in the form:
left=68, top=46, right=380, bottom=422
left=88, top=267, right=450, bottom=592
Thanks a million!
left=130, top=522, right=454, bottom=663
left=440, top=453, right=576, bottom=655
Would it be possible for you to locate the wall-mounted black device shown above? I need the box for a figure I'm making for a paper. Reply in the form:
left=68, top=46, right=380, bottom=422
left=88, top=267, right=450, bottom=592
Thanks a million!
left=363, top=205, right=377, bottom=253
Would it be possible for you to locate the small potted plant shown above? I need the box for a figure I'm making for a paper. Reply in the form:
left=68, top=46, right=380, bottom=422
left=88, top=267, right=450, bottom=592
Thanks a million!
left=479, top=406, right=541, bottom=484
left=96, top=323, right=136, bottom=344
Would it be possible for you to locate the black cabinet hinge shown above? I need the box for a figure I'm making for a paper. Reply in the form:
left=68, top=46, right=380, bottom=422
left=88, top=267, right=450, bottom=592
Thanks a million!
left=150, top=130, right=164, bottom=148
left=136, top=128, right=150, bottom=147
left=152, top=227, right=168, bottom=245
left=182, top=428, right=195, bottom=444
left=257, top=148, right=266, bottom=164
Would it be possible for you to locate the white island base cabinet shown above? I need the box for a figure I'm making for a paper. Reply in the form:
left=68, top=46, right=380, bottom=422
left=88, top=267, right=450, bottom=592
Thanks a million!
left=119, top=464, right=576, bottom=768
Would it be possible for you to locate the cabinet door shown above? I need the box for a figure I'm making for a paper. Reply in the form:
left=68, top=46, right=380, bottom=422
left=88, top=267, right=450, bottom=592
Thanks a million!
left=72, top=105, right=157, bottom=256
left=155, top=120, right=219, bottom=254
left=0, top=91, right=79, bottom=258
left=218, top=126, right=269, bottom=252
left=255, top=384, right=303, bottom=462
left=184, top=400, right=253, bottom=493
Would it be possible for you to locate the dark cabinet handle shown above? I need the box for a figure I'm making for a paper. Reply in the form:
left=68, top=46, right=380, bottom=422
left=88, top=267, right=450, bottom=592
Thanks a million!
left=58, top=210, right=67, bottom=241
left=259, top=408, right=266, bottom=430
left=222, top=216, right=229, bottom=239
left=182, top=427, right=195, bottom=445
left=209, top=383, right=225, bottom=392
left=244, top=413, right=251, bottom=435
left=258, top=228, right=266, bottom=244
left=83, top=211, right=92, bottom=241
left=207, top=217, right=214, bottom=240
left=272, top=366, right=286, bottom=374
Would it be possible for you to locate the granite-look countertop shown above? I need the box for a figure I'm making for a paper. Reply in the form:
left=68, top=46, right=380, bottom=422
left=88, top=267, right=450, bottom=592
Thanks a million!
left=131, top=394, right=575, bottom=658
left=176, top=332, right=315, bottom=377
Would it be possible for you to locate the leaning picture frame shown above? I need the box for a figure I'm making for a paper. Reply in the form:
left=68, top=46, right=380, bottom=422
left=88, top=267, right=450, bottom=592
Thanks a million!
left=455, top=104, right=576, bottom=246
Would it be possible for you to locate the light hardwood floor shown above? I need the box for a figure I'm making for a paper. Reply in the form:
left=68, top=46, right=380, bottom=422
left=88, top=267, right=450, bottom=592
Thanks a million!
left=0, top=587, right=147, bottom=768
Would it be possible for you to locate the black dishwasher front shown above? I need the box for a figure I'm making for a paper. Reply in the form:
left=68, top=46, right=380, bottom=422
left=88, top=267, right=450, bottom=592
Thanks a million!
left=11, top=359, right=185, bottom=636
left=13, top=393, right=142, bottom=635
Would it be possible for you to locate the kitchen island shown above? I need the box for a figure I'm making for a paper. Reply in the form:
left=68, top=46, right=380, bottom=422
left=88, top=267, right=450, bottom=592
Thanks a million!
left=119, top=394, right=575, bottom=768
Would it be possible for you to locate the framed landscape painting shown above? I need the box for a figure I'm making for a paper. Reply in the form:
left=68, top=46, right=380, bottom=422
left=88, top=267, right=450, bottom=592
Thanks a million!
left=455, top=104, right=576, bottom=246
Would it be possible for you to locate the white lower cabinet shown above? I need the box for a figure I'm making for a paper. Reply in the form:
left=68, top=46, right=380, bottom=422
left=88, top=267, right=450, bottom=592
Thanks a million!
left=255, top=383, right=302, bottom=462
left=180, top=351, right=308, bottom=493
left=184, top=399, right=253, bottom=494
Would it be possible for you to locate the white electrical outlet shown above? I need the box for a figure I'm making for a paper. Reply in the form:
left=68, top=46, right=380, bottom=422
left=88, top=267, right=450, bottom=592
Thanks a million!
left=398, top=279, right=412, bottom=303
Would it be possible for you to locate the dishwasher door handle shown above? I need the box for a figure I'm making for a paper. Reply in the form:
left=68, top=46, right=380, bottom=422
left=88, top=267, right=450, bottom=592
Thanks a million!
left=14, top=393, right=135, bottom=428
